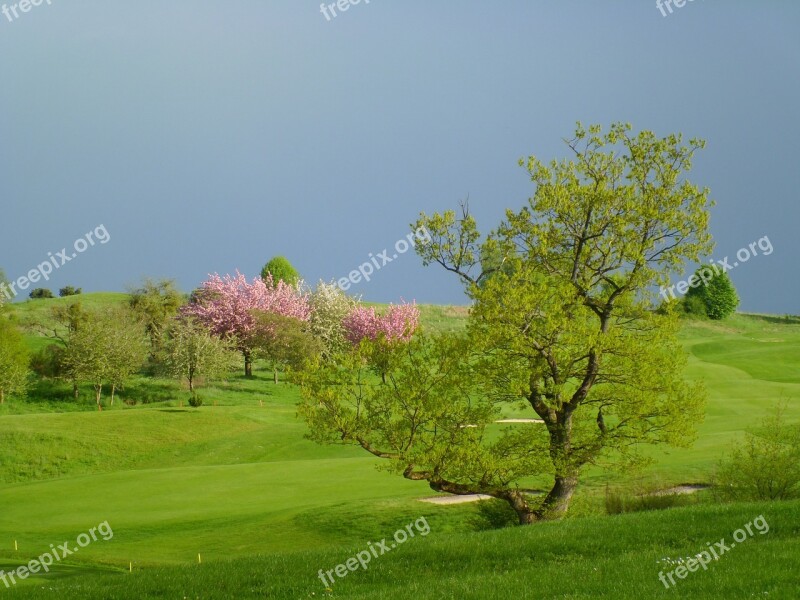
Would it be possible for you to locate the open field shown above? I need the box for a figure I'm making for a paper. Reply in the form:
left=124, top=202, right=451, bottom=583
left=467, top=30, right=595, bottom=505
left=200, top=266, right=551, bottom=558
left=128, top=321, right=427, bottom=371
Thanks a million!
left=0, top=295, right=799, bottom=598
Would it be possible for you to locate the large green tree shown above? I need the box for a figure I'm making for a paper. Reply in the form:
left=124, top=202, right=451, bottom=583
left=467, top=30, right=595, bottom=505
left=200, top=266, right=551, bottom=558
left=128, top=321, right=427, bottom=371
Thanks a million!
left=300, top=123, right=712, bottom=523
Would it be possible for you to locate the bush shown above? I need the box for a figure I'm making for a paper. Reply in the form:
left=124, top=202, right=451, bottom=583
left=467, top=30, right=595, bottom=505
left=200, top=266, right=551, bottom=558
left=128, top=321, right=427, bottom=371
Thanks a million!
left=29, top=288, right=54, bottom=299
left=713, top=404, right=800, bottom=501
left=59, top=286, right=82, bottom=297
left=188, top=392, right=203, bottom=407
left=684, top=268, right=739, bottom=320
left=30, top=344, right=65, bottom=378
left=681, top=294, right=708, bottom=318
left=469, top=498, right=520, bottom=530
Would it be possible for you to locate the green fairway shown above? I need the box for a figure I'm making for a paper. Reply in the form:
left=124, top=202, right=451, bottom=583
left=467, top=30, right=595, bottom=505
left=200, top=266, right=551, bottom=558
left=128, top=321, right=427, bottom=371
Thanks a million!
left=1, top=296, right=799, bottom=598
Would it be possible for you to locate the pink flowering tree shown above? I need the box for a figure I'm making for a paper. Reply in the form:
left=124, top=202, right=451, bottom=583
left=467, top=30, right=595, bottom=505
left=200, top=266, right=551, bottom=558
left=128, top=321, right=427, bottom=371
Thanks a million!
left=182, top=271, right=311, bottom=376
left=342, top=303, right=420, bottom=345
left=342, top=303, right=420, bottom=382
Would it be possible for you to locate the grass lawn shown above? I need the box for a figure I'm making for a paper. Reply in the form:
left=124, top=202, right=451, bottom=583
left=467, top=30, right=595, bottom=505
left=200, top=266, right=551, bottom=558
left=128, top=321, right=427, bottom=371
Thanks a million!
left=0, top=295, right=798, bottom=598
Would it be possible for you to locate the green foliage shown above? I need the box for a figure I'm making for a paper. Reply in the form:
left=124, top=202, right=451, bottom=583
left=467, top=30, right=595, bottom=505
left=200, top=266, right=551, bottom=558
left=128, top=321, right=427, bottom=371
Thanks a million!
left=0, top=317, right=30, bottom=403
left=684, top=267, right=739, bottom=320
left=158, top=317, right=237, bottom=392
left=403, top=123, right=712, bottom=521
left=681, top=292, right=708, bottom=317
left=29, top=288, right=54, bottom=299
left=250, top=312, right=323, bottom=383
left=29, top=343, right=65, bottom=379
left=61, top=308, right=149, bottom=405
left=261, top=256, right=300, bottom=287
left=188, top=392, right=203, bottom=407
left=713, top=404, right=800, bottom=501
left=470, top=498, right=520, bottom=530
left=59, top=285, right=82, bottom=297
left=128, top=278, right=185, bottom=349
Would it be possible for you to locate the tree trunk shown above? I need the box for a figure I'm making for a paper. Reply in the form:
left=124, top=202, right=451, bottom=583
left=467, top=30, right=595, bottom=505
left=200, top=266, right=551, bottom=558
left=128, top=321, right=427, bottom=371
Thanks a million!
left=533, top=398, right=580, bottom=521
left=110, top=384, right=116, bottom=406
left=499, top=490, right=537, bottom=524
left=73, top=381, right=79, bottom=400
left=273, top=367, right=278, bottom=384
left=0, top=389, right=4, bottom=404
left=244, top=351, right=253, bottom=377
left=536, top=474, right=579, bottom=520
left=94, top=384, right=102, bottom=406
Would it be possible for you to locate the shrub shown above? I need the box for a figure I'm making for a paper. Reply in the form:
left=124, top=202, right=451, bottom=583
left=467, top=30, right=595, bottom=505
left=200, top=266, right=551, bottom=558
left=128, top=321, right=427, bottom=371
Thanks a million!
left=681, top=294, right=708, bottom=318
left=684, top=268, right=739, bottom=320
left=713, top=404, right=800, bottom=501
left=188, top=392, right=203, bottom=407
left=30, top=344, right=65, bottom=378
left=59, top=286, right=82, bottom=297
left=29, top=288, right=54, bottom=299
left=470, top=498, right=519, bottom=530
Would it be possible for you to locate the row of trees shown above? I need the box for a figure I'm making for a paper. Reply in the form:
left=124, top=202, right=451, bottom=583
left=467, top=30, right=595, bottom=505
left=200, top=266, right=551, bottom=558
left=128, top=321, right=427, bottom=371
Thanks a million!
left=0, top=262, right=420, bottom=407
left=29, top=286, right=83, bottom=299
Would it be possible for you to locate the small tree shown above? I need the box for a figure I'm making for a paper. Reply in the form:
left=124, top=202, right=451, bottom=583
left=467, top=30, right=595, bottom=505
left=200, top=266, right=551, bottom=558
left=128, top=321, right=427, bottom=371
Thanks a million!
left=309, top=282, right=359, bottom=360
left=250, top=312, right=323, bottom=384
left=0, top=317, right=30, bottom=403
left=684, top=268, right=739, bottom=320
left=34, top=302, right=90, bottom=399
left=128, top=278, right=185, bottom=351
left=0, top=268, right=10, bottom=307
left=714, top=405, right=800, bottom=501
left=29, top=288, right=54, bottom=299
left=342, top=304, right=420, bottom=345
left=159, top=318, right=237, bottom=392
left=261, top=256, right=300, bottom=287
left=61, top=309, right=148, bottom=406
left=342, top=303, right=420, bottom=383
left=59, top=286, right=82, bottom=297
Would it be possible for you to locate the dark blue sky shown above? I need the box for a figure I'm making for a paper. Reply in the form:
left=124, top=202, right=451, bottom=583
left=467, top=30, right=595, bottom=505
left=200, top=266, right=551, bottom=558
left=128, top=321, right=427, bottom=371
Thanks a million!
left=1, top=1, right=798, bottom=312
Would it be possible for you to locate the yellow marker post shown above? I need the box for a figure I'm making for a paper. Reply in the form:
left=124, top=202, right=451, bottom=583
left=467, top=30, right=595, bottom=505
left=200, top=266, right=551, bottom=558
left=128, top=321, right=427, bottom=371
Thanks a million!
left=14, top=540, right=17, bottom=551
left=198, top=553, right=202, bottom=564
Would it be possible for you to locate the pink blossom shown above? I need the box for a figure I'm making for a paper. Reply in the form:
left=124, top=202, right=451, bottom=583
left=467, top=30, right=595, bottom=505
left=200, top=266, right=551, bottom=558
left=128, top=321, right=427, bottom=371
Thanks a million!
left=182, top=271, right=310, bottom=349
left=342, top=302, right=419, bottom=345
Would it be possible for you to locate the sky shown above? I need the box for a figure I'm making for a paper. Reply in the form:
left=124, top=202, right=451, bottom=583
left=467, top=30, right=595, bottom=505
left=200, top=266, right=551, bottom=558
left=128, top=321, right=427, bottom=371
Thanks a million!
left=1, top=1, right=798, bottom=313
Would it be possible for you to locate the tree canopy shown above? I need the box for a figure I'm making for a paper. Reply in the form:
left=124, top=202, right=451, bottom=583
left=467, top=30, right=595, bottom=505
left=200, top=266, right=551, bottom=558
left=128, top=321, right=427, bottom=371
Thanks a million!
left=300, top=123, right=712, bottom=522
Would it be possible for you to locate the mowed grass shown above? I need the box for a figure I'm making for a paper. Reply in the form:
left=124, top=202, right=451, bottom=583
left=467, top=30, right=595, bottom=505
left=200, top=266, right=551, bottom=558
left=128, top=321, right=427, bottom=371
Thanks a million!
left=6, top=499, right=800, bottom=599
left=0, top=295, right=799, bottom=597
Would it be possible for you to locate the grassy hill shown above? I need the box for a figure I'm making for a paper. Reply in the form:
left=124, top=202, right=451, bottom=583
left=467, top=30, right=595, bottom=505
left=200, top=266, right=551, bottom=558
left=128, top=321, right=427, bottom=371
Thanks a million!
left=0, top=294, right=798, bottom=598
